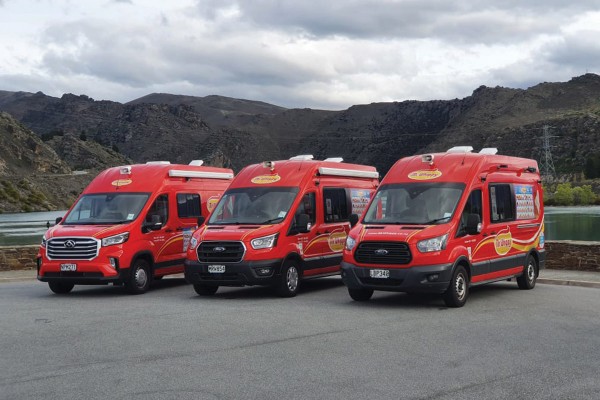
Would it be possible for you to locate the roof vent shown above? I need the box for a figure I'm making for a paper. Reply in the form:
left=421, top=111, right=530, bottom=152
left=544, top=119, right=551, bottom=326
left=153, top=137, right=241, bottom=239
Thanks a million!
left=479, top=148, right=498, bottom=155
left=324, top=157, right=343, bottom=162
left=146, top=161, right=171, bottom=165
left=447, top=146, right=473, bottom=153
left=289, top=155, right=314, bottom=161
left=421, top=154, right=434, bottom=164
left=189, top=160, right=204, bottom=166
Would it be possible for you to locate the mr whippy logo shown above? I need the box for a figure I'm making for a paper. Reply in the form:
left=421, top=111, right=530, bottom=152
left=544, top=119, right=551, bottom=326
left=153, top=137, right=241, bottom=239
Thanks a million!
left=111, top=179, right=132, bottom=187
left=494, top=227, right=512, bottom=255
left=207, top=196, right=220, bottom=212
left=327, top=231, right=347, bottom=252
left=251, top=174, right=281, bottom=184
left=408, top=170, right=442, bottom=180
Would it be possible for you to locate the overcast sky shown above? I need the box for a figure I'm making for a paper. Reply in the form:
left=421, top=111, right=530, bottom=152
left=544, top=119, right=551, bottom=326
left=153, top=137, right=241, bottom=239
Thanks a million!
left=0, top=0, right=598, bottom=110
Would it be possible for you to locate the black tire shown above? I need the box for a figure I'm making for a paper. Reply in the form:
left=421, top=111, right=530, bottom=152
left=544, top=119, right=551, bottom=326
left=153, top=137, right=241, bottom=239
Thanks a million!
left=348, top=288, right=374, bottom=301
left=193, top=284, right=218, bottom=296
left=126, top=259, right=151, bottom=295
left=443, top=265, right=469, bottom=308
left=517, top=254, right=537, bottom=290
left=48, top=281, right=74, bottom=294
left=276, top=260, right=301, bottom=297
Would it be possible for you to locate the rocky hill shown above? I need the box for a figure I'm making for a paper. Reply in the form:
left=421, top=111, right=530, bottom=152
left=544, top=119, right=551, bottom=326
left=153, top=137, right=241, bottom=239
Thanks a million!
left=0, top=112, right=129, bottom=212
left=1, top=74, right=600, bottom=212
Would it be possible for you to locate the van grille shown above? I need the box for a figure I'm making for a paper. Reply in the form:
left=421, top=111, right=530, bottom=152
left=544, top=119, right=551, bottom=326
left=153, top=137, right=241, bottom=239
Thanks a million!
left=197, top=241, right=245, bottom=263
left=354, top=241, right=411, bottom=265
left=46, top=237, right=100, bottom=260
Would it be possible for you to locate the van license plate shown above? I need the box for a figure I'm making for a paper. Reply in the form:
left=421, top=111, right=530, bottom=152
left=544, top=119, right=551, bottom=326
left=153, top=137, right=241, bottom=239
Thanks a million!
left=208, top=265, right=226, bottom=273
left=370, top=269, right=389, bottom=279
left=60, top=263, right=77, bottom=272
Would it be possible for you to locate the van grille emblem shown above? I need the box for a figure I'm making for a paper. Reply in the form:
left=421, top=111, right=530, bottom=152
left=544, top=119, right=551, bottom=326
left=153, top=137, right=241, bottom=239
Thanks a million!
left=213, top=246, right=226, bottom=252
left=374, top=249, right=388, bottom=256
left=64, top=240, right=76, bottom=248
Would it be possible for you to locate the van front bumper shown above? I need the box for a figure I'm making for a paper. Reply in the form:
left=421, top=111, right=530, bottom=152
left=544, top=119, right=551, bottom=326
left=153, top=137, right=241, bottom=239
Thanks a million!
left=37, top=257, right=131, bottom=285
left=184, top=258, right=284, bottom=287
left=341, top=261, right=453, bottom=294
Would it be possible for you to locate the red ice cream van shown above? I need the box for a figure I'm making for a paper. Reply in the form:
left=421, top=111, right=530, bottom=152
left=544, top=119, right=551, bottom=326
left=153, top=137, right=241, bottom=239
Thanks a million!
left=184, top=155, right=379, bottom=297
left=37, top=161, right=234, bottom=294
left=341, top=146, right=546, bottom=307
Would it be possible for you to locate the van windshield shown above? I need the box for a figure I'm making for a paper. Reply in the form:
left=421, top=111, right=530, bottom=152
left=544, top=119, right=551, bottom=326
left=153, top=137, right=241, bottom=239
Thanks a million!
left=63, top=193, right=150, bottom=225
left=208, top=187, right=299, bottom=225
left=363, top=183, right=465, bottom=225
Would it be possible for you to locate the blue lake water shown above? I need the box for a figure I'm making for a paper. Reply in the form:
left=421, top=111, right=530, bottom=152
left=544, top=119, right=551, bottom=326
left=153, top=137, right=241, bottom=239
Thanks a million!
left=0, top=207, right=599, bottom=246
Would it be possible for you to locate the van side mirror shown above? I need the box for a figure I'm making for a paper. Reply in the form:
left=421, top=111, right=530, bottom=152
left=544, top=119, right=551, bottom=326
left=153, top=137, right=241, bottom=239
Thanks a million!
left=465, top=214, right=482, bottom=235
left=349, top=214, right=359, bottom=228
left=295, top=213, right=311, bottom=234
left=197, top=216, right=206, bottom=227
left=55, top=217, right=62, bottom=225
left=143, top=214, right=163, bottom=232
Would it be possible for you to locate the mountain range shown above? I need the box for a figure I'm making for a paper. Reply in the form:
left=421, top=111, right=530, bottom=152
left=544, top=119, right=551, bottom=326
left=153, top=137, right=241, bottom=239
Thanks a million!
left=1, top=73, right=600, bottom=212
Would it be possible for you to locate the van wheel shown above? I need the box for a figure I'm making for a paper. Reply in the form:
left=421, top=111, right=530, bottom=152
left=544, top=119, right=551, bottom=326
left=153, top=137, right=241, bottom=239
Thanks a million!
left=276, top=261, right=300, bottom=297
left=48, top=282, right=74, bottom=294
left=193, top=284, right=218, bottom=296
left=443, top=265, right=469, bottom=308
left=517, top=255, right=537, bottom=290
left=126, top=259, right=151, bottom=295
left=348, top=288, right=373, bottom=301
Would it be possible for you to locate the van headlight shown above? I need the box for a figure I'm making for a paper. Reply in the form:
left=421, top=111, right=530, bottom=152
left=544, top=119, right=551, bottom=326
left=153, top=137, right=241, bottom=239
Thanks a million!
left=345, top=236, right=357, bottom=251
left=102, top=232, right=130, bottom=247
left=190, top=237, right=198, bottom=249
left=41, top=234, right=47, bottom=248
left=417, top=234, right=448, bottom=253
left=251, top=233, right=278, bottom=250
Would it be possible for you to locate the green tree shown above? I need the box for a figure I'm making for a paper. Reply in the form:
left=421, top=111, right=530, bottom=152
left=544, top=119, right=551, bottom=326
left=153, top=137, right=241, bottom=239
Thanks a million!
left=573, top=185, right=597, bottom=206
left=553, top=183, right=574, bottom=206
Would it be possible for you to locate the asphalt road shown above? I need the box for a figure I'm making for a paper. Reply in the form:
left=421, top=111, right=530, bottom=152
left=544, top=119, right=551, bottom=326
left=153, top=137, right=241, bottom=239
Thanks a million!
left=1, top=277, right=599, bottom=400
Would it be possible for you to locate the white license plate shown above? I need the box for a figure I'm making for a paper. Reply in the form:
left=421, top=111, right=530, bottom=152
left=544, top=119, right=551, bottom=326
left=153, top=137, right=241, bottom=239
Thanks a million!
left=208, top=265, right=226, bottom=273
left=60, top=263, right=77, bottom=272
left=370, top=269, right=390, bottom=279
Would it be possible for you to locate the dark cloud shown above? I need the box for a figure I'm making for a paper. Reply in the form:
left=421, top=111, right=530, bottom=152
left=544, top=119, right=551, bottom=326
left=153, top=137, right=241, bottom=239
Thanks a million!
left=192, top=0, right=597, bottom=44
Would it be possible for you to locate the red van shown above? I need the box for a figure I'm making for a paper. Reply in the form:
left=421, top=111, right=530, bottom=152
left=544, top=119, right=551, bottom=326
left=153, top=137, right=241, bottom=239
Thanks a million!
left=184, top=155, right=379, bottom=297
left=37, top=161, right=234, bottom=294
left=341, top=147, right=546, bottom=307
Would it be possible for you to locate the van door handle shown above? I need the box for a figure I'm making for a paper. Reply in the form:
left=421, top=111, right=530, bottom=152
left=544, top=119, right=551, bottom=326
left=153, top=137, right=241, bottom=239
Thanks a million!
left=176, top=227, right=185, bottom=231
left=165, top=229, right=174, bottom=233
left=318, top=230, right=330, bottom=235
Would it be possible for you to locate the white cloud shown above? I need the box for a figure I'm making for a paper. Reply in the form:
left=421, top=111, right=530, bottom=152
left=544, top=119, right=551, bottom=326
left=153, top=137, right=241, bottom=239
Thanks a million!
left=0, top=0, right=599, bottom=109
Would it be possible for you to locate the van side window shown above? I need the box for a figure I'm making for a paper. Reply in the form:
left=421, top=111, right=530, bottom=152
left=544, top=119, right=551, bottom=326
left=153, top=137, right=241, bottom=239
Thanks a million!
left=489, top=184, right=515, bottom=223
left=323, top=188, right=349, bottom=222
left=458, top=189, right=482, bottom=237
left=177, top=193, right=201, bottom=218
left=146, top=194, right=169, bottom=225
left=294, top=192, right=316, bottom=225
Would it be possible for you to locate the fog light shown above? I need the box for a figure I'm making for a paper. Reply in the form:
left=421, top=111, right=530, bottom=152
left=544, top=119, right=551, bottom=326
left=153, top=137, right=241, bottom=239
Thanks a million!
left=109, top=257, right=119, bottom=270
left=427, top=274, right=439, bottom=282
left=255, top=267, right=273, bottom=276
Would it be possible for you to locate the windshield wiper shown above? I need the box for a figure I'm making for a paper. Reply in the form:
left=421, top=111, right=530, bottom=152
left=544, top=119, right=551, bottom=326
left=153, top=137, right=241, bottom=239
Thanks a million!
left=259, top=217, right=284, bottom=225
left=425, top=216, right=451, bottom=225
